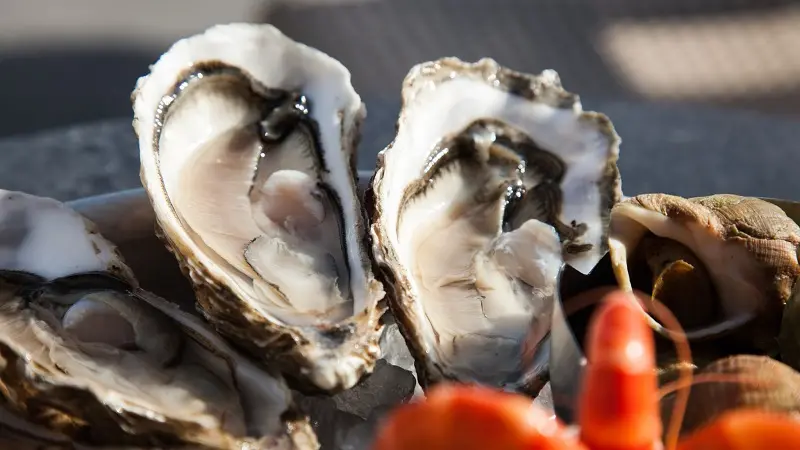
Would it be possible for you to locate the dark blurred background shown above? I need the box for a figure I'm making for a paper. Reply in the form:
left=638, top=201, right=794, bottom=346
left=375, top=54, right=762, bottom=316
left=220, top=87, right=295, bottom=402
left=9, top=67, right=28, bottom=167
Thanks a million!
left=2, top=0, right=799, bottom=138
left=1, top=0, right=800, bottom=200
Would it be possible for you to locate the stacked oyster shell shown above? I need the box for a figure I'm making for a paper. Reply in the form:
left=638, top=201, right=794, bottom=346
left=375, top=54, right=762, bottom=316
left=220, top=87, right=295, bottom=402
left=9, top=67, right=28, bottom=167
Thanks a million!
left=0, top=20, right=797, bottom=450
left=131, top=21, right=623, bottom=405
left=0, top=190, right=315, bottom=449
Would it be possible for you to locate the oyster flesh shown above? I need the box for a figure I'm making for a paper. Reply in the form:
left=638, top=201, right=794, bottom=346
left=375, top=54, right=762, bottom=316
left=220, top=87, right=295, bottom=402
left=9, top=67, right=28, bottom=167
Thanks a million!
left=368, top=58, right=621, bottom=391
left=133, top=23, right=385, bottom=393
left=609, top=194, right=800, bottom=352
left=0, top=190, right=316, bottom=449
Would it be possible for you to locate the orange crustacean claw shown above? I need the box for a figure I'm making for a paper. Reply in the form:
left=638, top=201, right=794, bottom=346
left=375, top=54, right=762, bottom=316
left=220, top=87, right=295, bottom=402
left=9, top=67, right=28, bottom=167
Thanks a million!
left=676, top=409, right=800, bottom=450
left=578, top=290, right=662, bottom=450
left=371, top=384, right=587, bottom=450
left=373, top=288, right=800, bottom=450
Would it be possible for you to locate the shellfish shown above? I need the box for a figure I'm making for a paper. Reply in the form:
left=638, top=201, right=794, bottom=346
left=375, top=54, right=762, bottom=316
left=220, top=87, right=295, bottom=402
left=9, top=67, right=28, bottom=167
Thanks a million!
left=368, top=57, right=621, bottom=391
left=133, top=23, right=385, bottom=393
left=0, top=190, right=316, bottom=449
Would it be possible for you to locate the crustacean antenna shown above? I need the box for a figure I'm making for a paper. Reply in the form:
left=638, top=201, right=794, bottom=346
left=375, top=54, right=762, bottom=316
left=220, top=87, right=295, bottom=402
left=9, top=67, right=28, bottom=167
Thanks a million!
left=644, top=293, right=692, bottom=450
left=645, top=293, right=779, bottom=449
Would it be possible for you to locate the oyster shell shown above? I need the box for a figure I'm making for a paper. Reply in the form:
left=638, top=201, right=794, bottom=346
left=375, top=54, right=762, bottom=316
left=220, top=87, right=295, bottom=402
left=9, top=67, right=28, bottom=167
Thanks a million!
left=0, top=190, right=316, bottom=449
left=133, top=23, right=385, bottom=393
left=368, top=58, right=621, bottom=391
left=608, top=194, right=800, bottom=351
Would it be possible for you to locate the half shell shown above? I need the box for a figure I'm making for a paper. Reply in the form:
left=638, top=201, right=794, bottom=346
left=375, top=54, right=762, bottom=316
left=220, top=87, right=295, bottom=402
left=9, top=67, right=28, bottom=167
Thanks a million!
left=368, top=58, right=621, bottom=391
left=0, top=190, right=316, bottom=449
left=133, top=23, right=385, bottom=393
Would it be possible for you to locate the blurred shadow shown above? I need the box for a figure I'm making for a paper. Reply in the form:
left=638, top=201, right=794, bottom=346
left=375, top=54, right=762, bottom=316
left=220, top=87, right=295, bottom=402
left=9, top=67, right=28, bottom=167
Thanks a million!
left=590, top=0, right=796, bottom=19
left=0, top=47, right=159, bottom=138
left=1, top=0, right=799, bottom=140
left=260, top=0, right=630, bottom=103
left=259, top=0, right=800, bottom=117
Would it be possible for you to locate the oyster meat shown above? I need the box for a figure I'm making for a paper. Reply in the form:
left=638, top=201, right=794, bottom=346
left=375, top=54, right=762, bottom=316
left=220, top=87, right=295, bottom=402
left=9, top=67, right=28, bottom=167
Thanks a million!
left=133, top=23, right=385, bottom=393
left=609, top=194, right=800, bottom=351
left=368, top=58, right=621, bottom=391
left=0, top=190, right=316, bottom=449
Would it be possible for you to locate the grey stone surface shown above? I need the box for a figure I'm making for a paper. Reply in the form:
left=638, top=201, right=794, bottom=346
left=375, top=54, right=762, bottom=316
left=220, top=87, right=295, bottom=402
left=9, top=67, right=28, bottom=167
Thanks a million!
left=331, top=359, right=416, bottom=419
left=0, top=119, right=140, bottom=201
left=1, top=97, right=800, bottom=202
left=297, top=365, right=413, bottom=450
left=380, top=320, right=424, bottom=398
left=294, top=394, right=367, bottom=450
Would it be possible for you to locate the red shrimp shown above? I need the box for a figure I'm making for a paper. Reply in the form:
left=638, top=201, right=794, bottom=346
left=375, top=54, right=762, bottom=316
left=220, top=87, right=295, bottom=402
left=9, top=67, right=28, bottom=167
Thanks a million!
left=371, top=288, right=800, bottom=450
left=371, top=383, right=586, bottom=450
left=577, top=290, right=662, bottom=450
left=676, top=409, right=800, bottom=449
left=580, top=290, right=800, bottom=450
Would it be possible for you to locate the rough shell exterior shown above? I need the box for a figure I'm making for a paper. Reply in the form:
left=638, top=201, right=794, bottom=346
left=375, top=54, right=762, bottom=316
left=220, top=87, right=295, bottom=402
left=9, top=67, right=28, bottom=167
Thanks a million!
left=661, top=355, right=800, bottom=435
left=154, top=225, right=384, bottom=394
left=610, top=193, right=800, bottom=350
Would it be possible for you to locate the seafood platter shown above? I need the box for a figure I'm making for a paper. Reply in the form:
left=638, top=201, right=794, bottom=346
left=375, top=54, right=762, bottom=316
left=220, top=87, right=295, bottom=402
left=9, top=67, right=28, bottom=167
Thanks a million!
left=1, top=22, right=800, bottom=449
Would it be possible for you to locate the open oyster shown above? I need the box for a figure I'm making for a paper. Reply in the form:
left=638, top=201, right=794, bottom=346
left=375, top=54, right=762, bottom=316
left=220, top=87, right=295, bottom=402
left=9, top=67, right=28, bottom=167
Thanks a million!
left=368, top=58, right=621, bottom=391
left=609, top=194, right=800, bottom=352
left=0, top=190, right=316, bottom=449
left=133, top=23, right=385, bottom=393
